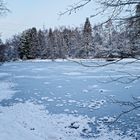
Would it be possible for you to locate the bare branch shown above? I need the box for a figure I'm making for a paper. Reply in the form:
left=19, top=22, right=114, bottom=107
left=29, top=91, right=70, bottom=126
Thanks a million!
left=102, top=1, right=140, bottom=7
left=107, top=97, right=140, bottom=124
left=67, top=58, right=123, bottom=68
left=111, top=105, right=140, bottom=124
left=59, top=0, right=91, bottom=16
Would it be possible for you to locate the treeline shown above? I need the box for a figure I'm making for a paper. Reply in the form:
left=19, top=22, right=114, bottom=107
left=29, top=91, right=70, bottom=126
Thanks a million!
left=0, top=17, right=140, bottom=62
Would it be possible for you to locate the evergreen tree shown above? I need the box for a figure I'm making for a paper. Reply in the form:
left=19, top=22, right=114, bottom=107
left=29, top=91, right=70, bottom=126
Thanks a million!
left=38, top=29, right=47, bottom=58
left=81, top=18, right=94, bottom=58
left=19, top=29, right=31, bottom=59
left=48, top=28, right=58, bottom=60
left=53, top=28, right=67, bottom=59
left=0, top=40, right=6, bottom=62
left=19, top=27, right=39, bottom=59
left=29, top=27, right=39, bottom=58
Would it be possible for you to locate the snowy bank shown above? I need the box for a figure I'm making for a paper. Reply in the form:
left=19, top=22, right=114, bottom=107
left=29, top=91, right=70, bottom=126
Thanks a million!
left=11, top=58, right=140, bottom=64
left=0, top=102, right=135, bottom=140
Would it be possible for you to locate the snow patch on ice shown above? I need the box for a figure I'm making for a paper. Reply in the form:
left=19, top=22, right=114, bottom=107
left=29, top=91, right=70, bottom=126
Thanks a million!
left=64, top=109, right=70, bottom=112
left=0, top=73, right=11, bottom=78
left=99, top=116, right=116, bottom=123
left=41, top=97, right=49, bottom=100
left=44, top=82, right=50, bottom=85
left=82, top=89, right=89, bottom=93
left=0, top=81, right=16, bottom=102
left=15, top=75, right=48, bottom=79
left=125, top=85, right=132, bottom=89
left=57, top=85, right=62, bottom=88
left=32, top=68, right=45, bottom=71
left=88, top=85, right=98, bottom=89
left=63, top=72, right=82, bottom=76
left=78, top=100, right=106, bottom=110
left=65, top=93, right=72, bottom=98
left=56, top=104, right=64, bottom=107
left=68, top=100, right=77, bottom=103
left=47, top=98, right=54, bottom=102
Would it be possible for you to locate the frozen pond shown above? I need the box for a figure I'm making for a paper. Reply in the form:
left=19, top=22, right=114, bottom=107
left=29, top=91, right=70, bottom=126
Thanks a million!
left=0, top=60, right=140, bottom=140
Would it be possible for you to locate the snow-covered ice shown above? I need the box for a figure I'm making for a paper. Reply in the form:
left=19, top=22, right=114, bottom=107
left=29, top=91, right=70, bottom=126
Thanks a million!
left=0, top=81, right=16, bottom=102
left=0, top=102, right=135, bottom=140
left=0, top=60, right=140, bottom=139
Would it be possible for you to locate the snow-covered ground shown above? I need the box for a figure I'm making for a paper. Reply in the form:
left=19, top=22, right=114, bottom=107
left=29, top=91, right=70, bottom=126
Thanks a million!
left=0, top=101, right=134, bottom=140
left=0, top=60, right=140, bottom=140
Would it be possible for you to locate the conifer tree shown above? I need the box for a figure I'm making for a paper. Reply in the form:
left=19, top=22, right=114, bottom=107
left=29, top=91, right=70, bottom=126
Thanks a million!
left=48, top=28, right=58, bottom=60
left=38, top=29, right=47, bottom=58
left=81, top=18, right=94, bottom=58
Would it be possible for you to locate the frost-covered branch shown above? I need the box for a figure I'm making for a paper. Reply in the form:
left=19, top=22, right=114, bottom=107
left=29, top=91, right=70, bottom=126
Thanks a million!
left=59, top=0, right=91, bottom=16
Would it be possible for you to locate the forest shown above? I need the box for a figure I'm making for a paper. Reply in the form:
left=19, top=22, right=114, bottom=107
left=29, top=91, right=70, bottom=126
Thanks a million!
left=0, top=6, right=140, bottom=62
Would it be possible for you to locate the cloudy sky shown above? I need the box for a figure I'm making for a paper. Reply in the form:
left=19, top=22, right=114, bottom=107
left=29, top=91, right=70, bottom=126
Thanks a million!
left=0, top=0, right=104, bottom=41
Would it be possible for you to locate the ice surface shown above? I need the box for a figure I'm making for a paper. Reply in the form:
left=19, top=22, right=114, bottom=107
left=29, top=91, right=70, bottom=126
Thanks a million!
left=0, top=81, right=16, bottom=102
left=0, top=59, right=140, bottom=139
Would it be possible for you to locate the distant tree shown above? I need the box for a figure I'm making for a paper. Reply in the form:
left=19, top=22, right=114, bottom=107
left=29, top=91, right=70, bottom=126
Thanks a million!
left=0, top=45, right=6, bottom=62
left=47, top=28, right=58, bottom=60
left=92, top=25, right=104, bottom=58
left=54, top=28, right=66, bottom=59
left=38, top=29, right=47, bottom=58
left=127, top=3, right=140, bottom=57
left=18, top=31, right=28, bottom=59
left=29, top=27, right=39, bottom=58
left=68, top=28, right=82, bottom=58
left=80, top=18, right=94, bottom=58
left=5, top=35, right=21, bottom=60
left=71, top=28, right=82, bottom=58
left=19, top=27, right=39, bottom=59
left=0, top=39, right=6, bottom=62
left=62, top=28, right=71, bottom=57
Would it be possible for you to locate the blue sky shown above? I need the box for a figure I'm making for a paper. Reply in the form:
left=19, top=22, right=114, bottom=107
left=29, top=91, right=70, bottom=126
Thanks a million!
left=0, top=0, right=100, bottom=41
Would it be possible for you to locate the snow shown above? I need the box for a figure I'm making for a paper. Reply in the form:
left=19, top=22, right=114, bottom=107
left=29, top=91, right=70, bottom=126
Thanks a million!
left=44, top=81, right=50, bottom=85
left=47, top=98, right=54, bottom=102
left=0, top=81, right=16, bottom=102
left=57, top=85, right=62, bottom=88
left=41, top=96, right=49, bottom=100
left=24, top=58, right=140, bottom=63
left=82, top=89, right=89, bottom=93
left=63, top=72, right=82, bottom=76
left=0, top=102, right=135, bottom=140
left=68, top=100, right=77, bottom=103
left=56, top=104, right=64, bottom=107
left=0, top=72, right=11, bottom=78
left=77, top=100, right=106, bottom=110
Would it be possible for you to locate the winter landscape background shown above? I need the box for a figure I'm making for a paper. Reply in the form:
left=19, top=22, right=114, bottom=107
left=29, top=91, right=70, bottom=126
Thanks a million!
left=0, top=0, right=140, bottom=140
